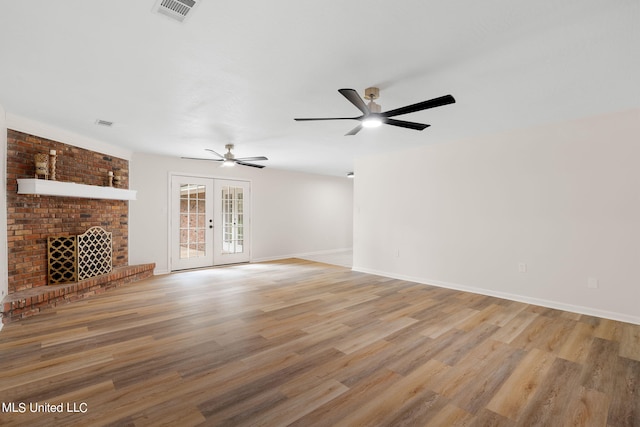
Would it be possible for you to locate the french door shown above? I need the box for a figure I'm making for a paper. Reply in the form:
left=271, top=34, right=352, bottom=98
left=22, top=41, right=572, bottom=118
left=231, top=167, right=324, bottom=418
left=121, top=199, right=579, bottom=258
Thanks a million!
left=213, top=179, right=251, bottom=265
left=171, top=176, right=250, bottom=271
left=171, top=176, right=214, bottom=270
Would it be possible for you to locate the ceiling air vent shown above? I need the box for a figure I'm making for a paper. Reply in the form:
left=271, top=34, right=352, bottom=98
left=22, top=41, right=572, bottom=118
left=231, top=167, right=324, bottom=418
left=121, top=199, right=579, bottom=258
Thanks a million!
left=95, top=119, right=114, bottom=127
left=153, top=0, right=199, bottom=23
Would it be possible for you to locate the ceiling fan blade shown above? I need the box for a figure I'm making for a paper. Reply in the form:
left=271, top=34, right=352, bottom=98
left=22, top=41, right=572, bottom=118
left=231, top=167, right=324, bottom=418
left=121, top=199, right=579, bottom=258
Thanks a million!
left=339, top=89, right=370, bottom=115
left=383, top=118, right=430, bottom=131
left=294, top=117, right=359, bottom=121
left=204, top=148, right=224, bottom=158
left=181, top=157, right=223, bottom=162
left=235, top=156, right=268, bottom=161
left=345, top=124, right=363, bottom=136
left=236, top=161, right=265, bottom=168
left=382, top=94, right=456, bottom=118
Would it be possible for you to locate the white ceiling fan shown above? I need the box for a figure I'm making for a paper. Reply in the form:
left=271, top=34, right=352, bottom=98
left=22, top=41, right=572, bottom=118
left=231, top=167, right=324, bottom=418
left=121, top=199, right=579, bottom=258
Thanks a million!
left=182, top=144, right=268, bottom=168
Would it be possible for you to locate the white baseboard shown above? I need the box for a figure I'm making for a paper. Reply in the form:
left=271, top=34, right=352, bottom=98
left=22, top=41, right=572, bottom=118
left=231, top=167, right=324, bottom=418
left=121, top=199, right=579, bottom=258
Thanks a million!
left=352, top=265, right=640, bottom=326
left=252, top=248, right=352, bottom=264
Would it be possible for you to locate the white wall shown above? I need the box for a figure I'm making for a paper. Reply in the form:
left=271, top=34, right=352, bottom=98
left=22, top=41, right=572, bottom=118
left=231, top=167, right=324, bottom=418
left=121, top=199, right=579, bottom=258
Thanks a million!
left=0, top=104, right=8, bottom=313
left=354, top=109, right=640, bottom=324
left=6, top=114, right=132, bottom=161
left=129, top=153, right=353, bottom=274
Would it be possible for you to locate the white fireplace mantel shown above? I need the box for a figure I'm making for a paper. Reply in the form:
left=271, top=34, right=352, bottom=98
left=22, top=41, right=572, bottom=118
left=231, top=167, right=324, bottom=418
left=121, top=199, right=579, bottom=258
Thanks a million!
left=17, top=178, right=137, bottom=201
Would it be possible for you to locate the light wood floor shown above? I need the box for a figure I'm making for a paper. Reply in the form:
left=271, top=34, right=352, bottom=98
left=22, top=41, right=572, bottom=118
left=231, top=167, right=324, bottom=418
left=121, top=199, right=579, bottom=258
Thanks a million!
left=1, top=259, right=638, bottom=426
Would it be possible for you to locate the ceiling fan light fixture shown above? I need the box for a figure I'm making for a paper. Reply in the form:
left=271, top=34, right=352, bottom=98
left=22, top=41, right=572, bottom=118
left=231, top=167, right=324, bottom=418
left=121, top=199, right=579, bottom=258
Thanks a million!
left=362, top=117, right=382, bottom=128
left=221, top=159, right=235, bottom=167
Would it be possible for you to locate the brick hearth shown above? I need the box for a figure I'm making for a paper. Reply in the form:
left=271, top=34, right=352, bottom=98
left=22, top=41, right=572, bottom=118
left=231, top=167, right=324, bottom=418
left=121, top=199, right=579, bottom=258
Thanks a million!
left=2, top=263, right=155, bottom=323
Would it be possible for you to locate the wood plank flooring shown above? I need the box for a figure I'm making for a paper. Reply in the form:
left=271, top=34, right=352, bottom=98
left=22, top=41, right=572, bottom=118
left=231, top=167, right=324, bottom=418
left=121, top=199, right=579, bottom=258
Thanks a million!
left=0, top=259, right=638, bottom=426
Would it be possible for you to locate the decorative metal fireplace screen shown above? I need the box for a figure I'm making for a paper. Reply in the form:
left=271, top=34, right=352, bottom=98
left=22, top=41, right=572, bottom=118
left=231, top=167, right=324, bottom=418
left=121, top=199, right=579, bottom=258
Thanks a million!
left=48, top=226, right=113, bottom=285
left=47, top=235, right=77, bottom=284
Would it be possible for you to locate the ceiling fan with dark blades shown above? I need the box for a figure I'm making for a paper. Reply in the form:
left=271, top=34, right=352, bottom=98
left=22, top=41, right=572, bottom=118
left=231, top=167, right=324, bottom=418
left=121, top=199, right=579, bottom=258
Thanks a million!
left=295, top=87, right=455, bottom=136
left=182, top=144, right=268, bottom=168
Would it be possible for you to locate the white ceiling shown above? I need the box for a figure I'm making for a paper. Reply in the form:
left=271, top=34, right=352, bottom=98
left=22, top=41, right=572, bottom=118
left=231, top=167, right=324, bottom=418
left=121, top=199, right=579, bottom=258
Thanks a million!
left=0, top=1, right=638, bottom=176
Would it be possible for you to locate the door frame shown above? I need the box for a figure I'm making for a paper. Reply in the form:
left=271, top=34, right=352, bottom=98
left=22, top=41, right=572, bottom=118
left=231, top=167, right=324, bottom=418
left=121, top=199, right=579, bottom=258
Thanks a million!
left=167, top=172, right=252, bottom=271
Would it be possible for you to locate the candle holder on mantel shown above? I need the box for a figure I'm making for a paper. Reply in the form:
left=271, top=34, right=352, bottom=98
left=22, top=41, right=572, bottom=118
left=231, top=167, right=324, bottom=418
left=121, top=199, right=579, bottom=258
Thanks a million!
left=113, top=172, right=122, bottom=188
left=107, top=171, right=114, bottom=187
left=34, top=153, right=49, bottom=179
left=49, top=149, right=57, bottom=181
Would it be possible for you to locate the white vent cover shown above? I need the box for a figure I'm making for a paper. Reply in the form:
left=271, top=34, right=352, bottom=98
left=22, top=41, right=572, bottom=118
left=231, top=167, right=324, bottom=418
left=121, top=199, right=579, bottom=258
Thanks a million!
left=153, top=0, right=199, bottom=23
left=95, top=119, right=114, bottom=127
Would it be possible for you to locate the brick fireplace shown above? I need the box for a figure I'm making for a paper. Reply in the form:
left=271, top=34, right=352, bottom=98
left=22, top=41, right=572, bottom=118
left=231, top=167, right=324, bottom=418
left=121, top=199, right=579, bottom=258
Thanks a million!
left=2, top=129, right=154, bottom=322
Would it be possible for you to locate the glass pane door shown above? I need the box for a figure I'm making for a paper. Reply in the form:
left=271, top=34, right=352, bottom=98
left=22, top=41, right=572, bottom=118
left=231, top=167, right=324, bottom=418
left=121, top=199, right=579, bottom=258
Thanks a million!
left=171, top=176, right=213, bottom=271
left=222, top=185, right=244, bottom=254
left=214, top=179, right=250, bottom=265
left=180, top=184, right=207, bottom=259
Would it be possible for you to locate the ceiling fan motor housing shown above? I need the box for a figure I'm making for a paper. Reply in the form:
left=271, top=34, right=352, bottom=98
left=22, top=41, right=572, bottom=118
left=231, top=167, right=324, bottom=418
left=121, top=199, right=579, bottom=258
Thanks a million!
left=367, top=101, right=381, bottom=113
left=225, top=144, right=235, bottom=159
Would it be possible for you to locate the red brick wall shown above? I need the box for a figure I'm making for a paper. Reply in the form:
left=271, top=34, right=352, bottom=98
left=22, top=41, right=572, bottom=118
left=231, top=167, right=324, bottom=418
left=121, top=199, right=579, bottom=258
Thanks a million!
left=6, top=130, right=130, bottom=294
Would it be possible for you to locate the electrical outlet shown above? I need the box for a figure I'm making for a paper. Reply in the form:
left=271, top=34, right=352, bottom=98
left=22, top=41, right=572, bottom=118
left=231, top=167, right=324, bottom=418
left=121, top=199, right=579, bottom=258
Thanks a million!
left=518, top=262, right=527, bottom=273
left=587, top=277, right=599, bottom=289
